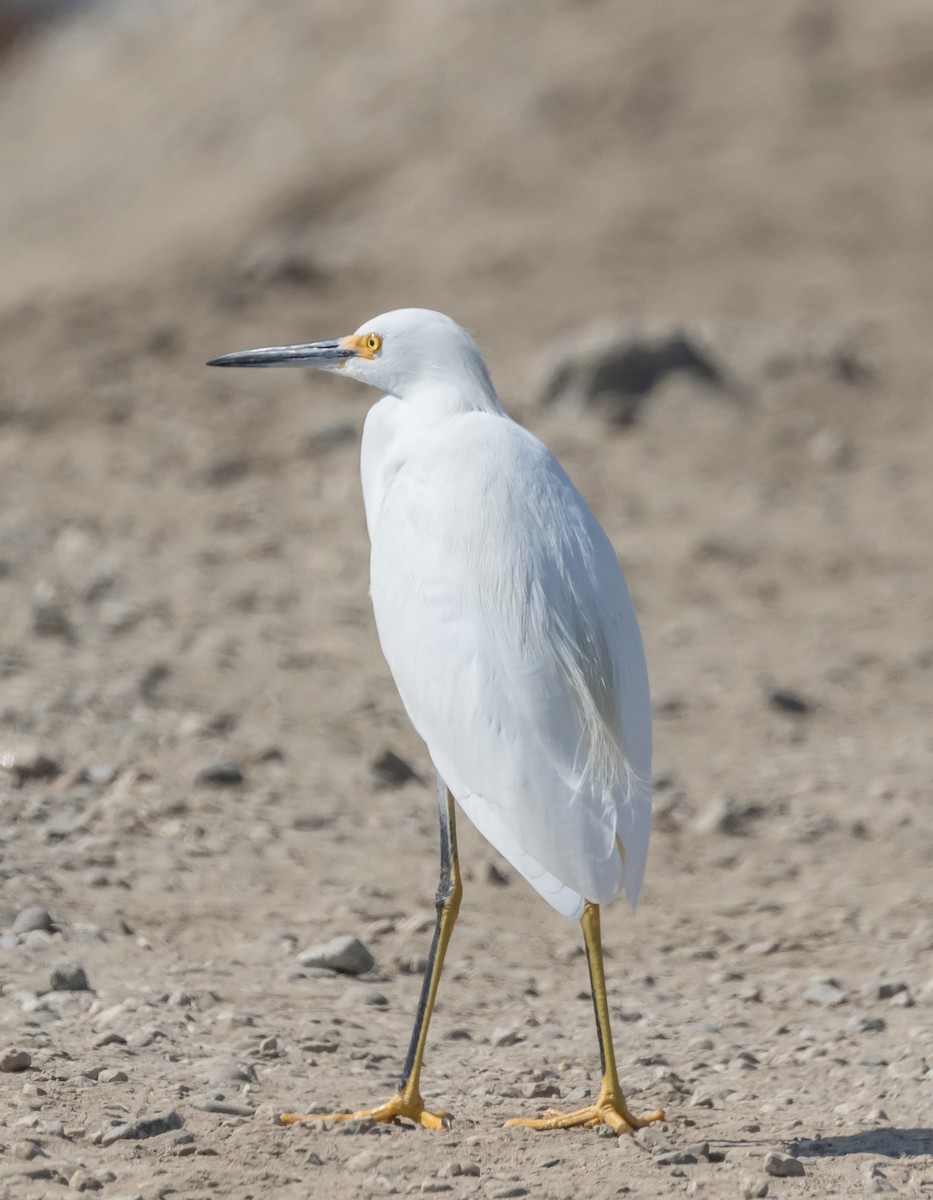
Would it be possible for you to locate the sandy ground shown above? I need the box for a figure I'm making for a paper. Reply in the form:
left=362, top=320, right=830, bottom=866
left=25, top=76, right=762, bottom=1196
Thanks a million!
left=1, top=3, right=932, bottom=1198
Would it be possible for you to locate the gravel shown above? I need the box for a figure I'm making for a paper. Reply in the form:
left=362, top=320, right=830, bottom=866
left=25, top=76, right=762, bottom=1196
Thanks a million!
left=298, top=935, right=375, bottom=975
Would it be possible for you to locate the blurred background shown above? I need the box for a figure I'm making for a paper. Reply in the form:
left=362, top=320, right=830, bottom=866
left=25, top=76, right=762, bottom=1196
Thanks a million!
left=0, top=2, right=931, bottom=1193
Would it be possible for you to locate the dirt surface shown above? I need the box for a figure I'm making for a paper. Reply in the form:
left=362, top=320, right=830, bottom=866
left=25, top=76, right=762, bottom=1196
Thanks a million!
left=1, top=3, right=932, bottom=1198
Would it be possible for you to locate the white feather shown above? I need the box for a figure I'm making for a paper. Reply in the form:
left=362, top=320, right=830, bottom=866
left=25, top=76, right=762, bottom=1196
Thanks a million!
left=354, top=312, right=652, bottom=918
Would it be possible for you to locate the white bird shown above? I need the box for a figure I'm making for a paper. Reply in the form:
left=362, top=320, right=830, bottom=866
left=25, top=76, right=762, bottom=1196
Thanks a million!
left=208, top=308, right=662, bottom=1135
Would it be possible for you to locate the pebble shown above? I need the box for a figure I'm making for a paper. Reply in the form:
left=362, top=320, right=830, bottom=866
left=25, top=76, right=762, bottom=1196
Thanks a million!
left=763, top=1152, right=805, bottom=1177
left=195, top=762, right=244, bottom=787
left=97, top=1069, right=128, bottom=1083
left=1, top=1048, right=32, bottom=1072
left=12, top=907, right=54, bottom=935
left=370, top=749, right=419, bottom=788
left=297, top=935, right=374, bottom=976
left=742, top=1181, right=769, bottom=1199
left=68, top=1167, right=105, bottom=1192
left=490, top=1027, right=520, bottom=1048
left=655, top=1150, right=698, bottom=1166
left=804, top=981, right=846, bottom=1007
left=191, top=1096, right=255, bottom=1116
left=0, top=740, right=61, bottom=782
left=768, top=687, right=812, bottom=715
left=50, top=962, right=90, bottom=992
left=863, top=1164, right=897, bottom=1193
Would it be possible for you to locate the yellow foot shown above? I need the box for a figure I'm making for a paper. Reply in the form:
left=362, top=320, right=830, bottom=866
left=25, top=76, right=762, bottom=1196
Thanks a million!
left=279, top=1090, right=451, bottom=1131
left=506, top=1095, right=664, bottom=1134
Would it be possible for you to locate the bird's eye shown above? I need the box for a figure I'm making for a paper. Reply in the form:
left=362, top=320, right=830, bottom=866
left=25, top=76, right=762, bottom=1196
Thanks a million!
left=365, top=333, right=382, bottom=353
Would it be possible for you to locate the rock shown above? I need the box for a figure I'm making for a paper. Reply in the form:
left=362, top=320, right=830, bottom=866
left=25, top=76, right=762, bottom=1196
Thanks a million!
left=298, top=935, right=374, bottom=976
left=370, top=750, right=419, bottom=788
left=0, top=741, right=61, bottom=783
left=195, top=762, right=244, bottom=787
left=12, top=907, right=53, bottom=934
left=804, top=981, right=846, bottom=1007
left=100, top=1124, right=136, bottom=1146
left=133, top=1110, right=184, bottom=1138
left=655, top=1150, right=698, bottom=1165
left=534, top=319, right=726, bottom=425
left=863, top=1164, right=897, bottom=1193
left=866, top=981, right=909, bottom=1001
left=50, top=962, right=90, bottom=992
left=85, top=764, right=117, bottom=786
left=490, top=1027, right=520, bottom=1048
left=1, top=1048, right=32, bottom=1072
left=191, top=1096, right=255, bottom=1116
left=742, top=1181, right=769, bottom=1199
left=68, top=1168, right=104, bottom=1192
left=694, top=797, right=763, bottom=836
left=32, top=601, right=74, bottom=640
left=97, top=1069, right=127, bottom=1083
left=768, top=687, right=813, bottom=715
left=764, top=1152, right=805, bottom=1177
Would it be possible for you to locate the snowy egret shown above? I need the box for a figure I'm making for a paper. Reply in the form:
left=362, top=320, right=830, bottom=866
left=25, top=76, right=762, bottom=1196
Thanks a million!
left=208, top=309, right=662, bottom=1134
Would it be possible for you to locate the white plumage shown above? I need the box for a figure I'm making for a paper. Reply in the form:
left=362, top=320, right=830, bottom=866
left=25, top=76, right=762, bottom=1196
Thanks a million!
left=356, top=310, right=652, bottom=918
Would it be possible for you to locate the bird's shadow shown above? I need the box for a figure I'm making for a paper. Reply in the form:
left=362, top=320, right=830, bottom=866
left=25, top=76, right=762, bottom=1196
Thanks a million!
left=789, top=1127, right=933, bottom=1159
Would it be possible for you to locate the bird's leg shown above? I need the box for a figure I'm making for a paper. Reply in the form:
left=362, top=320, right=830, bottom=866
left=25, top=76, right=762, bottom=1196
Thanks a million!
left=280, top=775, right=462, bottom=1130
left=506, top=901, right=664, bottom=1133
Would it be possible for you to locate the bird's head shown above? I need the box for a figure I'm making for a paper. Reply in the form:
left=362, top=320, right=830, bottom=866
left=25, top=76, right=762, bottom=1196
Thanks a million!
left=208, top=307, right=499, bottom=409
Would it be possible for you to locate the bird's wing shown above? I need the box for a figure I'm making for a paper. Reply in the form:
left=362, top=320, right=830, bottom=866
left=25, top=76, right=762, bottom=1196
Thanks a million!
left=368, top=414, right=651, bottom=915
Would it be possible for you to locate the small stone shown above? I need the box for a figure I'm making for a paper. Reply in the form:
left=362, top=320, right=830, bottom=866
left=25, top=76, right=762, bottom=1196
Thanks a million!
left=804, top=981, right=846, bottom=1007
left=763, top=1152, right=805, bottom=1177
left=768, top=688, right=812, bottom=715
left=32, top=601, right=73, bottom=639
left=195, top=762, right=244, bottom=787
left=347, top=1150, right=383, bottom=1172
left=191, top=1096, right=255, bottom=1116
left=134, top=1110, right=184, bottom=1138
left=91, top=1032, right=126, bottom=1049
left=297, top=935, right=374, bottom=976
left=97, top=1069, right=128, bottom=1084
left=370, top=750, right=419, bottom=788
left=863, top=1163, right=897, bottom=1193
left=12, top=907, right=53, bottom=935
left=68, top=1168, right=103, bottom=1192
left=86, top=764, right=117, bottom=786
left=0, top=740, right=61, bottom=782
left=50, top=962, right=90, bottom=992
left=1, top=1048, right=32, bottom=1072
left=742, top=1181, right=769, bottom=1199
left=490, top=1027, right=520, bottom=1048
left=655, top=1150, right=698, bottom=1165
left=100, top=1123, right=136, bottom=1146
left=489, top=1188, right=529, bottom=1199
left=11, top=1140, right=42, bottom=1160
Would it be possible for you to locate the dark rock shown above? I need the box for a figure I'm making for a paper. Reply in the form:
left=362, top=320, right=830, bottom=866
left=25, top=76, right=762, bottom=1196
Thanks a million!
left=536, top=321, right=726, bottom=426
left=371, top=750, right=419, bottom=788
left=195, top=762, right=244, bottom=787
left=50, top=961, right=90, bottom=992
left=768, top=688, right=813, bottom=715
